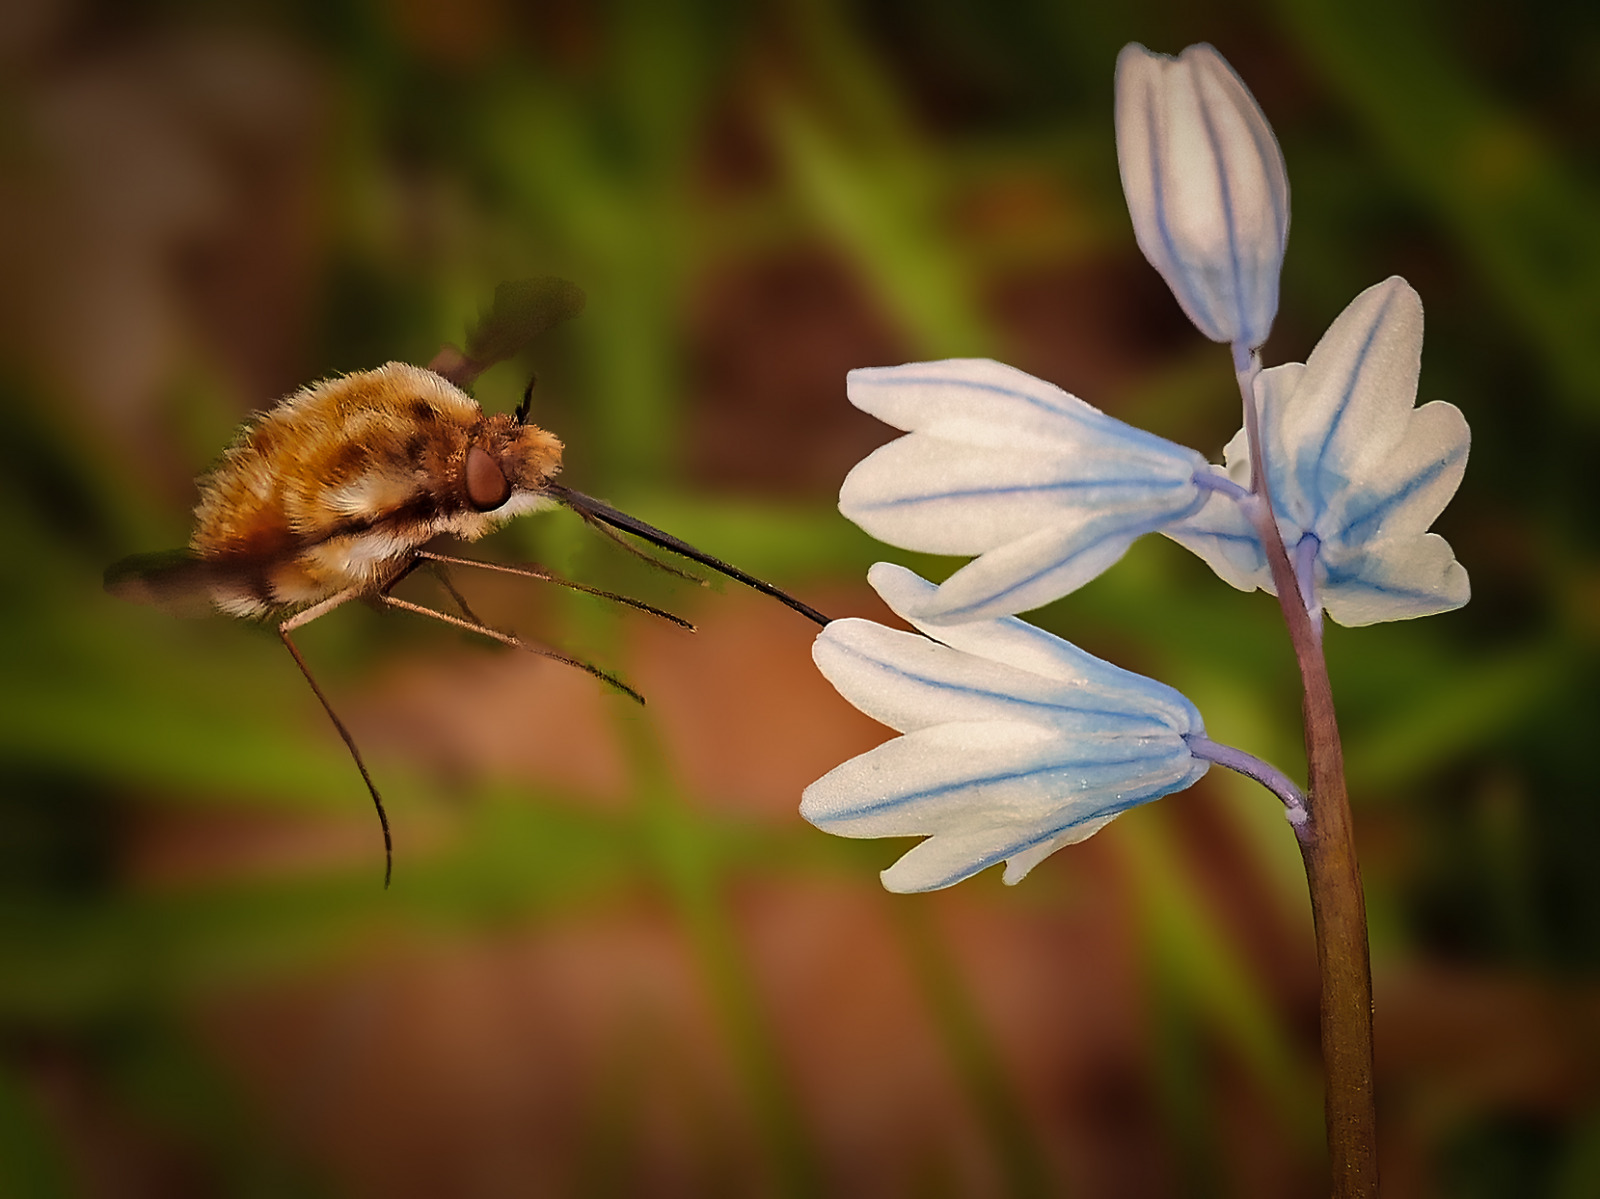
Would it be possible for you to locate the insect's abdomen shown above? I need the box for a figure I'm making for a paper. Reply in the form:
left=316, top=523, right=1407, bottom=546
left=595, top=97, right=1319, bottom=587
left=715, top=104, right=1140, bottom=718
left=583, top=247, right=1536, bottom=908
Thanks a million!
left=191, top=364, right=481, bottom=616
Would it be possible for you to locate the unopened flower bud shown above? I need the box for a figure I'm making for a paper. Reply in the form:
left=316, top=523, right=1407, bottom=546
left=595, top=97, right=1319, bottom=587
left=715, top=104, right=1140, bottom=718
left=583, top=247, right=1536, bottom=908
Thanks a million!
left=1115, top=42, right=1289, bottom=349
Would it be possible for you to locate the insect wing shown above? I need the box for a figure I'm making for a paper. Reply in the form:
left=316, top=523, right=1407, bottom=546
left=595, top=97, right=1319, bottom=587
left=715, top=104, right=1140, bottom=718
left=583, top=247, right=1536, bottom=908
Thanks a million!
left=428, top=277, right=587, bottom=390
left=104, top=550, right=226, bottom=618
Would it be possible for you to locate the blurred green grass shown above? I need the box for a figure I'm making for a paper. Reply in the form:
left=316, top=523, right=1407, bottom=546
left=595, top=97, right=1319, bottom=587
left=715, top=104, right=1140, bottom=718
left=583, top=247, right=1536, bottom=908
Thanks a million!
left=1, top=0, right=1596, bottom=1194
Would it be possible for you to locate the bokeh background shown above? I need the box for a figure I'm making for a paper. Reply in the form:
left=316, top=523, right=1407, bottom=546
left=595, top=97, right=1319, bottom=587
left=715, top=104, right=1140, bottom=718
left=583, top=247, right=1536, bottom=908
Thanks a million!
left=2, top=0, right=1597, bottom=1195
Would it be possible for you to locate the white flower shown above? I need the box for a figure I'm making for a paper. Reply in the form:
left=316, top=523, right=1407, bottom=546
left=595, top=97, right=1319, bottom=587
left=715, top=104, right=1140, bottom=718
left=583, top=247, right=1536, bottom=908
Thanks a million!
left=1168, top=277, right=1470, bottom=625
left=1115, top=42, right=1290, bottom=350
left=801, top=563, right=1210, bottom=893
left=840, top=359, right=1211, bottom=624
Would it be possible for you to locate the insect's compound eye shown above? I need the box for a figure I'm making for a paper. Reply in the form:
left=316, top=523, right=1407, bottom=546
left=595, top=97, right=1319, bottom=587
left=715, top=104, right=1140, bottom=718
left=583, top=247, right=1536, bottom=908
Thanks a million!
left=465, top=445, right=511, bottom=511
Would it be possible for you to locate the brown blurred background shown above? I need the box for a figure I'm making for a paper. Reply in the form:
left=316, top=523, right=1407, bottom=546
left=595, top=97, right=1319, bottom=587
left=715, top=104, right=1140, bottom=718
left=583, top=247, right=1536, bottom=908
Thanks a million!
left=1, top=0, right=1597, bottom=1195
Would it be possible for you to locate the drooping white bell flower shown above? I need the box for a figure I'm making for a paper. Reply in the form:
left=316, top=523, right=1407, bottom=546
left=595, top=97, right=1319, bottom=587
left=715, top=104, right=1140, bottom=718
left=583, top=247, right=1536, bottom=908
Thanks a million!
left=1168, top=276, right=1470, bottom=625
left=839, top=359, right=1212, bottom=624
left=1115, top=42, right=1290, bottom=351
left=801, top=563, right=1211, bottom=893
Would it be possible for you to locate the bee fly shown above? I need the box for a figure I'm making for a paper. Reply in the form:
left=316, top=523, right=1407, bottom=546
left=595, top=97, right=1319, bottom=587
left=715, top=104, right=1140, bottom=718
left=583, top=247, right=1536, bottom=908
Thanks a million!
left=107, top=279, right=829, bottom=885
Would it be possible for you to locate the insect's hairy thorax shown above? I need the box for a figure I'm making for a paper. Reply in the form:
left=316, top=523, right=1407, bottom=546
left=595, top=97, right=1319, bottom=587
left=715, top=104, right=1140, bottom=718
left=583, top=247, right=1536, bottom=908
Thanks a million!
left=190, top=362, right=563, bottom=617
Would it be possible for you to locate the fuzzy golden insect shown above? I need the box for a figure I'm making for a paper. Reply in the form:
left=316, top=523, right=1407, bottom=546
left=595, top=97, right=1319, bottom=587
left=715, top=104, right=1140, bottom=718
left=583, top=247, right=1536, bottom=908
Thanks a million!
left=108, top=279, right=827, bottom=885
left=170, top=362, right=563, bottom=616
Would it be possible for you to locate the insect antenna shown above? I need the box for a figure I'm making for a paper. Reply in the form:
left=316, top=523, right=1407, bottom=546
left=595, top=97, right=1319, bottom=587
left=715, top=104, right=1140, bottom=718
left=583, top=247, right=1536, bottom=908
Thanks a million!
left=547, top=484, right=831, bottom=627
left=277, top=591, right=394, bottom=888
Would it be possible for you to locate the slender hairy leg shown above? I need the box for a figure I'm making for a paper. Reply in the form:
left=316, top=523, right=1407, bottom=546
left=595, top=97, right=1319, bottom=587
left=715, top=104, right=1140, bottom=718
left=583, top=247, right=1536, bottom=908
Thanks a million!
left=421, top=558, right=490, bottom=628
left=385, top=554, right=500, bottom=632
left=379, top=593, right=647, bottom=704
left=278, top=588, right=394, bottom=887
left=414, top=550, right=694, bottom=629
left=272, top=548, right=670, bottom=889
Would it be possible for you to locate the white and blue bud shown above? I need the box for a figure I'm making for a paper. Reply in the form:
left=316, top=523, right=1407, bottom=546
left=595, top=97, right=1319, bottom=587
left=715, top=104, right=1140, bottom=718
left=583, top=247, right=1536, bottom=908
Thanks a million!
left=840, top=359, right=1212, bottom=624
left=801, top=564, right=1211, bottom=893
left=1115, top=42, right=1289, bottom=351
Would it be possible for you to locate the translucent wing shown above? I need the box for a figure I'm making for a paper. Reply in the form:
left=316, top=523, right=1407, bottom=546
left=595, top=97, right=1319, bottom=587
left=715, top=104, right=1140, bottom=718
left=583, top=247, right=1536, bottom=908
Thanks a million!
left=104, top=550, right=224, bottom=618
left=428, top=277, right=587, bottom=390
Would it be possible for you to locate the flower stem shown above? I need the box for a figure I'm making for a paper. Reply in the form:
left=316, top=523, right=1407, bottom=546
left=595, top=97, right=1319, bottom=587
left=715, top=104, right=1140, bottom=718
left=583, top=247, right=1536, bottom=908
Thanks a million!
left=1183, top=734, right=1307, bottom=825
left=1235, top=348, right=1377, bottom=1196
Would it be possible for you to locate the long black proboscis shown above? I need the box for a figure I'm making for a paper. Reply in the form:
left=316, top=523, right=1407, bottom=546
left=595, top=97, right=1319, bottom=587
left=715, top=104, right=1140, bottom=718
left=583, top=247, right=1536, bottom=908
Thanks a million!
left=548, top=485, right=830, bottom=627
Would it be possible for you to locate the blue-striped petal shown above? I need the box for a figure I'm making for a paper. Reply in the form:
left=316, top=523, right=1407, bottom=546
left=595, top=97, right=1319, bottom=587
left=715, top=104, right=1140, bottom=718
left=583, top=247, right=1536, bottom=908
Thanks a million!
left=803, top=722, right=1167, bottom=838
left=880, top=815, right=1125, bottom=894
left=1000, top=818, right=1117, bottom=886
left=1166, top=278, right=1470, bottom=625
left=868, top=563, right=1205, bottom=732
left=813, top=620, right=1179, bottom=738
left=841, top=359, right=1209, bottom=620
left=896, top=499, right=1203, bottom=624
left=800, top=565, right=1209, bottom=892
left=841, top=434, right=1198, bottom=557
left=1318, top=401, right=1469, bottom=548
left=847, top=359, right=1200, bottom=457
left=1319, top=532, right=1470, bottom=626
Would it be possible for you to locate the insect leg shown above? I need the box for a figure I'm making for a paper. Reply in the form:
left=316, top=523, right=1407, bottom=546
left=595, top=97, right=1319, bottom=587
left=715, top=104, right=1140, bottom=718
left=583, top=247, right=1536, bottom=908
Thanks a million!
left=378, top=555, right=495, bottom=631
left=411, top=557, right=490, bottom=627
left=279, top=590, right=394, bottom=888
left=414, top=550, right=693, bottom=630
left=379, top=593, right=647, bottom=705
